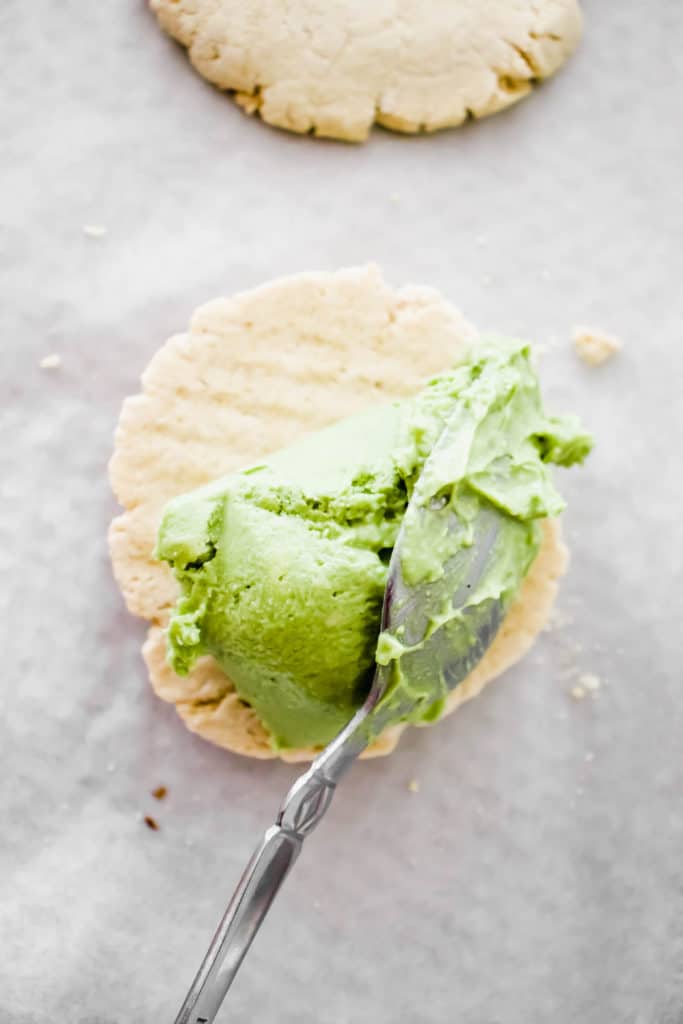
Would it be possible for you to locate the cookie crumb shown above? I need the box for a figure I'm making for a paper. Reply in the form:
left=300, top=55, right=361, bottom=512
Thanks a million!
left=584, top=752, right=595, bottom=762
left=570, top=685, right=586, bottom=701
left=389, top=192, right=401, bottom=203
left=40, top=353, right=61, bottom=370
left=408, top=779, right=420, bottom=793
left=143, top=815, right=159, bottom=831
left=573, top=326, right=621, bottom=367
left=579, top=672, right=601, bottom=692
left=481, top=273, right=493, bottom=287
left=106, top=761, right=117, bottom=773
left=475, top=234, right=488, bottom=246
left=83, top=223, right=107, bottom=238
left=152, top=785, right=168, bottom=801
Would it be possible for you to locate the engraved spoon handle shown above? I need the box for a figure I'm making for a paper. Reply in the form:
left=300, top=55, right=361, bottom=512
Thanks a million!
left=173, top=822, right=303, bottom=1024
left=172, top=696, right=378, bottom=1024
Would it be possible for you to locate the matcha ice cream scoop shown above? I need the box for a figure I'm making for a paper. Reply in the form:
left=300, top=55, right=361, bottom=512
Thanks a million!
left=156, top=339, right=591, bottom=750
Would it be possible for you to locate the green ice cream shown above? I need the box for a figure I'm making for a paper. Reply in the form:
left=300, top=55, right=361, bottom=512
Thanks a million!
left=156, top=339, right=592, bottom=750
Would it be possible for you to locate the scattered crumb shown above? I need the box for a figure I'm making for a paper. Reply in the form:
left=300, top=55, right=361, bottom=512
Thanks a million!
left=106, top=761, right=117, bottom=773
left=82, top=223, right=107, bottom=238
left=184, top=837, right=194, bottom=848
left=389, top=191, right=401, bottom=203
left=475, top=233, right=488, bottom=246
left=579, top=673, right=601, bottom=692
left=540, top=268, right=552, bottom=281
left=152, top=785, right=168, bottom=801
left=573, top=326, right=622, bottom=367
left=39, top=353, right=61, bottom=370
left=143, top=815, right=159, bottom=831
left=408, top=779, right=420, bottom=794
left=313, top=900, right=321, bottom=910
left=584, top=752, right=595, bottom=762
left=576, top=786, right=584, bottom=797
left=481, top=273, right=493, bottom=287
left=570, top=685, right=586, bottom=701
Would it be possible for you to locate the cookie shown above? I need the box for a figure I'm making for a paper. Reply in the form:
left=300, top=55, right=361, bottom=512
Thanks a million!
left=109, top=265, right=568, bottom=761
left=150, top=0, right=582, bottom=142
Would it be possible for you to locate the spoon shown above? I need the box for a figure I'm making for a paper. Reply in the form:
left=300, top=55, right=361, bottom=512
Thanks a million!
left=173, top=412, right=508, bottom=1024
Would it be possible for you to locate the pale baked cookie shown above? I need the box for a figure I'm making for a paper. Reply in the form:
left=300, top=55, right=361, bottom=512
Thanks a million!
left=149, top=0, right=583, bottom=142
left=109, top=265, right=568, bottom=761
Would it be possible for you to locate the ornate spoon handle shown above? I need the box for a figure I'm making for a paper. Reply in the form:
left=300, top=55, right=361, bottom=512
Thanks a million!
left=173, top=693, right=382, bottom=1024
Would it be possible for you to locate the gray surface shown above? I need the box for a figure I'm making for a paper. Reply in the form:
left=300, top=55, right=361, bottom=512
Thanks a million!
left=1, top=2, right=682, bottom=1022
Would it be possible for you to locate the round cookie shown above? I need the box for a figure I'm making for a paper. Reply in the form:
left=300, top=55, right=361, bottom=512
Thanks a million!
left=150, top=0, right=582, bottom=142
left=109, top=265, right=568, bottom=761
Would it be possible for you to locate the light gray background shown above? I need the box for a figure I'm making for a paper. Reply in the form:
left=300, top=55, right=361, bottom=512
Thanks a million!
left=1, top=2, right=682, bottom=1022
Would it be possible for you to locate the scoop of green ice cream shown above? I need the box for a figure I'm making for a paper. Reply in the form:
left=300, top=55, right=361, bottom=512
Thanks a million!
left=156, top=339, right=592, bottom=750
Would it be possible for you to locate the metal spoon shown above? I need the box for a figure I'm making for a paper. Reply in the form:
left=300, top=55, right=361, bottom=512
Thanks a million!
left=173, top=415, right=508, bottom=1024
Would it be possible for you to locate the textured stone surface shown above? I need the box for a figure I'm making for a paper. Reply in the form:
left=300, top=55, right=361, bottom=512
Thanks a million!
left=1, top=2, right=682, bottom=1021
